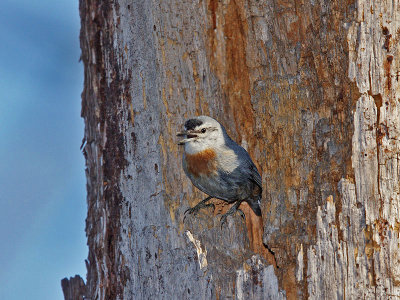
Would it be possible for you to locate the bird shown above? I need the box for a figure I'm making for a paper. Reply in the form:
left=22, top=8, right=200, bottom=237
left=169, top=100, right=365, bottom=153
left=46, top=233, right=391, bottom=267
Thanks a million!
left=177, top=116, right=262, bottom=226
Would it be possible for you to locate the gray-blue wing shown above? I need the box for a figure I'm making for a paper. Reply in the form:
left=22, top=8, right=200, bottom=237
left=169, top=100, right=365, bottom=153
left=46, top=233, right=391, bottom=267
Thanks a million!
left=233, top=145, right=263, bottom=216
left=234, top=145, right=262, bottom=190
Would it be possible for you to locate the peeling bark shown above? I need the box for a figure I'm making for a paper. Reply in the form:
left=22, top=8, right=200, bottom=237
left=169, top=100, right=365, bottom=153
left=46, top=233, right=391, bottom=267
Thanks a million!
left=307, top=1, right=400, bottom=298
left=70, top=0, right=400, bottom=299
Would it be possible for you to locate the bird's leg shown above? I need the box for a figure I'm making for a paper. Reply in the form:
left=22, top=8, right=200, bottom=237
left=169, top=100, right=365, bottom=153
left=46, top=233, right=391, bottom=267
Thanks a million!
left=184, top=196, right=214, bottom=221
left=220, top=200, right=244, bottom=228
left=237, top=208, right=246, bottom=221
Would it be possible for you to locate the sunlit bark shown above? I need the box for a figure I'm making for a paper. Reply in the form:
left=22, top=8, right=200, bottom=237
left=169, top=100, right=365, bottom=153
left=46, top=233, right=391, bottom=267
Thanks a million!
left=63, top=0, right=400, bottom=299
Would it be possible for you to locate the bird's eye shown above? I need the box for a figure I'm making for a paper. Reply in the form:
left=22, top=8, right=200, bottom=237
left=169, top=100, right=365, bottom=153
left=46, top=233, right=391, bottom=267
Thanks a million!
left=201, top=128, right=206, bottom=133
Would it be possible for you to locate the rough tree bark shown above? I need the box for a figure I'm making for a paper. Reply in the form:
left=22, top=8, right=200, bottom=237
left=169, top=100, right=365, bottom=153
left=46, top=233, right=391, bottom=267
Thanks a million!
left=61, top=275, right=87, bottom=300
left=63, top=0, right=400, bottom=299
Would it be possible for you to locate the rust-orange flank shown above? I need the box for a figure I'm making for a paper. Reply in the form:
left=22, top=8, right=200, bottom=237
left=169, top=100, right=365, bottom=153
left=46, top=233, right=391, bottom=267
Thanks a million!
left=185, top=149, right=217, bottom=177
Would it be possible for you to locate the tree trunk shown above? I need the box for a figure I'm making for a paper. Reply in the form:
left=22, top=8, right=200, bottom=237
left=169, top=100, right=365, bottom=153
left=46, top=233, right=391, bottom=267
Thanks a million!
left=64, top=0, right=400, bottom=299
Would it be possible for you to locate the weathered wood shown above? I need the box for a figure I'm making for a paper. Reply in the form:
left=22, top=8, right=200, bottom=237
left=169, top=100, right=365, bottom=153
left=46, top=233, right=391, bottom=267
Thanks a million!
left=61, top=275, right=87, bottom=300
left=306, top=1, right=400, bottom=298
left=75, top=0, right=400, bottom=299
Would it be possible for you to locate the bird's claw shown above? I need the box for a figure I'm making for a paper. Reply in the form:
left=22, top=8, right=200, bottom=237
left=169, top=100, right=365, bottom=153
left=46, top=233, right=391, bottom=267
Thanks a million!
left=183, top=202, right=214, bottom=222
left=219, top=201, right=244, bottom=229
left=237, top=209, right=246, bottom=221
left=219, top=210, right=235, bottom=229
left=220, top=214, right=228, bottom=229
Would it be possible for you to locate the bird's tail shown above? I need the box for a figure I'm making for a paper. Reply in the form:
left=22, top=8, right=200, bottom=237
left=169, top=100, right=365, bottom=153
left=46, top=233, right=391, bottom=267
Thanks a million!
left=246, top=197, right=262, bottom=216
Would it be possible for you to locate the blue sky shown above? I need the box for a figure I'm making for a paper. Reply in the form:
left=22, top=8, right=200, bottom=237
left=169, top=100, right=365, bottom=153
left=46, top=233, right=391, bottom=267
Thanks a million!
left=0, top=1, right=87, bottom=299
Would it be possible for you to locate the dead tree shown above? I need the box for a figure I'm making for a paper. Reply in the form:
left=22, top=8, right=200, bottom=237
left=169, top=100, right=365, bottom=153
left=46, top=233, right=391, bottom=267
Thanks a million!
left=63, top=0, right=400, bottom=298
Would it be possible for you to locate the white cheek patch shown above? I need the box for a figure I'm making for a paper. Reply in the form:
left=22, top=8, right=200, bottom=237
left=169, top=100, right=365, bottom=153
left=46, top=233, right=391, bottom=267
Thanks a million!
left=183, top=125, right=224, bottom=155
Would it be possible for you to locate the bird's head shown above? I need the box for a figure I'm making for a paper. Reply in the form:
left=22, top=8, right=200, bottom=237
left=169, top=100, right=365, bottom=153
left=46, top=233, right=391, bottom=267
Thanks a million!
left=177, top=116, right=225, bottom=154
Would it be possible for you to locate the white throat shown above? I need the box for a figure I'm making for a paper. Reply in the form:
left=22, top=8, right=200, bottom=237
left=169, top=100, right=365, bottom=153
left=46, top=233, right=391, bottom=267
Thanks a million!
left=184, top=140, right=210, bottom=155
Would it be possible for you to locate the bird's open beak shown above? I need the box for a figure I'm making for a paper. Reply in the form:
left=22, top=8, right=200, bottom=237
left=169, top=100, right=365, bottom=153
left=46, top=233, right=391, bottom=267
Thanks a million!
left=176, top=131, right=188, bottom=137
left=177, top=131, right=198, bottom=145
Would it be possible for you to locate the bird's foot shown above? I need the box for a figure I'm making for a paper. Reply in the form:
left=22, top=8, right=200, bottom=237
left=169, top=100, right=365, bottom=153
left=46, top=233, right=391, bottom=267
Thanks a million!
left=183, top=196, right=213, bottom=222
left=184, top=203, right=215, bottom=216
left=237, top=209, right=246, bottom=221
left=220, top=200, right=244, bottom=229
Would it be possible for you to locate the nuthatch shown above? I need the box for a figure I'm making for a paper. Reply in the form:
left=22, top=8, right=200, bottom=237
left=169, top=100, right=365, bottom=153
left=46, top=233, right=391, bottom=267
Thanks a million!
left=177, top=116, right=262, bottom=226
